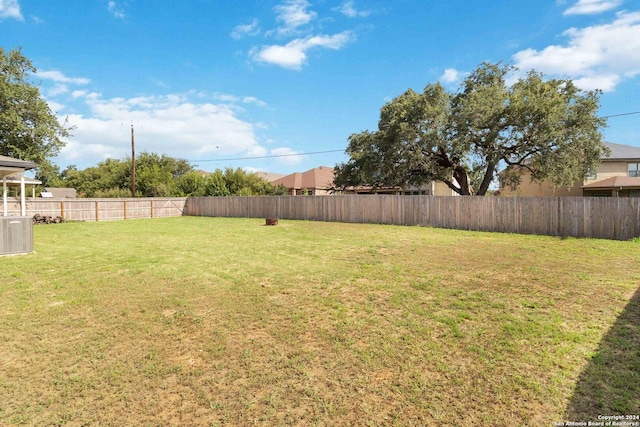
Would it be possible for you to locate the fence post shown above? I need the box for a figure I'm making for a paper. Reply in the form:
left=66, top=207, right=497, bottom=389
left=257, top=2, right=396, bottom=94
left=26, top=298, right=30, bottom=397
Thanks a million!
left=150, top=200, right=154, bottom=218
left=124, top=200, right=127, bottom=220
left=60, top=201, right=65, bottom=220
left=95, top=201, right=99, bottom=222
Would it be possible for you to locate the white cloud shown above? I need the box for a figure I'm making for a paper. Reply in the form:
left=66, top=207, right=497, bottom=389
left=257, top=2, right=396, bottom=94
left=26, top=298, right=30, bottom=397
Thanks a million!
left=246, top=145, right=268, bottom=158
left=54, top=92, right=273, bottom=168
left=269, top=147, right=306, bottom=165
left=242, top=96, right=268, bottom=107
left=0, top=0, right=23, bottom=20
left=107, top=1, right=125, bottom=19
left=214, top=93, right=240, bottom=103
left=211, top=93, right=268, bottom=108
left=241, top=0, right=365, bottom=70
left=39, top=70, right=89, bottom=103
left=150, top=78, right=169, bottom=89
left=573, top=74, right=621, bottom=91
left=334, top=1, right=371, bottom=18
left=512, top=11, right=640, bottom=91
left=231, top=18, right=260, bottom=39
left=59, top=125, right=123, bottom=162
left=273, top=0, right=317, bottom=36
left=48, top=84, right=70, bottom=97
left=439, top=68, right=462, bottom=84
left=46, top=100, right=65, bottom=114
left=37, top=70, right=91, bottom=85
left=251, top=31, right=354, bottom=70
left=563, top=0, right=623, bottom=15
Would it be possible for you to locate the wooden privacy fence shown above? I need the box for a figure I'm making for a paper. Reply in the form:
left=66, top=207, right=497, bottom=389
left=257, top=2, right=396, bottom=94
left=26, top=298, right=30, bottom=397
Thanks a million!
left=185, top=195, right=640, bottom=241
left=2, top=195, right=638, bottom=240
left=1, top=197, right=187, bottom=222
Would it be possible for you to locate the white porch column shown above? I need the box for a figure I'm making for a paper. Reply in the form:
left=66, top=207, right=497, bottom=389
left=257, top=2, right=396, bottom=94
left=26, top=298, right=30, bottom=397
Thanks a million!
left=2, top=177, right=7, bottom=216
left=20, top=172, right=26, bottom=216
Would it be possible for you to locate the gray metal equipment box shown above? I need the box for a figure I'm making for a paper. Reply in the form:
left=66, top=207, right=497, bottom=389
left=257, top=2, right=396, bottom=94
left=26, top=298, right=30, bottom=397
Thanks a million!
left=0, top=216, right=34, bottom=256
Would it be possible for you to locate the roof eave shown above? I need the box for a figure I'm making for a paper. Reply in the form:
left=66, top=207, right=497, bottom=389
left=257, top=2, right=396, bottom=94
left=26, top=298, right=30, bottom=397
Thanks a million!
left=0, top=160, right=37, bottom=170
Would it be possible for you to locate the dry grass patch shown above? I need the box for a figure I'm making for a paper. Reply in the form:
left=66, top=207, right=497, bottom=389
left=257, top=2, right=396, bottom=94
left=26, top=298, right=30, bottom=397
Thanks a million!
left=0, top=217, right=638, bottom=425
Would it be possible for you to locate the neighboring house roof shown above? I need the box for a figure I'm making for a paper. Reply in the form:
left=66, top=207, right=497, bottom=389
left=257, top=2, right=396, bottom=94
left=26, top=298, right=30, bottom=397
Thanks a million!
left=271, top=166, right=334, bottom=191
left=582, top=176, right=640, bottom=189
left=603, top=142, right=640, bottom=161
left=254, top=171, right=286, bottom=183
left=42, top=187, right=77, bottom=198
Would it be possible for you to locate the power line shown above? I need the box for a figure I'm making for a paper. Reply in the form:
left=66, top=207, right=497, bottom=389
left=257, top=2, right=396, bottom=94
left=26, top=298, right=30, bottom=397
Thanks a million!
left=600, top=111, right=640, bottom=119
left=191, top=149, right=344, bottom=163
left=189, top=110, right=639, bottom=164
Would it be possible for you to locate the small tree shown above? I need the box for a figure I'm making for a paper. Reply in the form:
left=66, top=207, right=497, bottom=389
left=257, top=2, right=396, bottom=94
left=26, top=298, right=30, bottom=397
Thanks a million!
left=63, top=158, right=130, bottom=197
left=219, top=168, right=286, bottom=196
left=205, top=170, right=231, bottom=196
left=177, top=171, right=208, bottom=197
left=334, top=62, right=608, bottom=196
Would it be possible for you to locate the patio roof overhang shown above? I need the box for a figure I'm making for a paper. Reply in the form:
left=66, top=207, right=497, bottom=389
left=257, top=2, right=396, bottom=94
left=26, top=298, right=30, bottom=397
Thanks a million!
left=582, top=176, right=640, bottom=190
left=1, top=156, right=38, bottom=216
left=0, top=155, right=37, bottom=179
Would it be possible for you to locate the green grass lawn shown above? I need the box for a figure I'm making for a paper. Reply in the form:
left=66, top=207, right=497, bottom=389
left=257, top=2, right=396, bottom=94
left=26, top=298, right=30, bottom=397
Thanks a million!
left=1, top=217, right=638, bottom=425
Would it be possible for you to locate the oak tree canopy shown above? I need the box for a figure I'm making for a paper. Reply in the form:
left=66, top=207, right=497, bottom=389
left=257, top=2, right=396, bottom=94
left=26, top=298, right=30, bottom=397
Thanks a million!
left=0, top=48, right=71, bottom=168
left=334, top=62, right=608, bottom=196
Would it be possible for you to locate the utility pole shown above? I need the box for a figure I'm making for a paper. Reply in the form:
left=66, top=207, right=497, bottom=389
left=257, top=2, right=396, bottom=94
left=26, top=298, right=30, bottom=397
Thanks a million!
left=131, top=122, right=136, bottom=197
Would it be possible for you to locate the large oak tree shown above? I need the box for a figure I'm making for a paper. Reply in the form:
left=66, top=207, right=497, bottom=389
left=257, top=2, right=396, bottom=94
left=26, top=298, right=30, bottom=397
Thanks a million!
left=0, top=48, right=70, bottom=169
left=334, top=62, right=608, bottom=196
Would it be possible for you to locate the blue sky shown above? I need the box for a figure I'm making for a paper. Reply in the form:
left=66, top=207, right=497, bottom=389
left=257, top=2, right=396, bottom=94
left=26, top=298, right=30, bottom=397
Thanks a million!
left=2, top=0, right=639, bottom=174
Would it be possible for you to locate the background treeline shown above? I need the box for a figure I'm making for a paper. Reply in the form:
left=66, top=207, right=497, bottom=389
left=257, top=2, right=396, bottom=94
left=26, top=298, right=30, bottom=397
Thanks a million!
left=39, top=152, right=287, bottom=197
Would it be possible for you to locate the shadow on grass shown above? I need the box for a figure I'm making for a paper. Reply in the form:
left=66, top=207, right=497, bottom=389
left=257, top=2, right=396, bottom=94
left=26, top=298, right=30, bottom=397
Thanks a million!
left=564, top=287, right=640, bottom=420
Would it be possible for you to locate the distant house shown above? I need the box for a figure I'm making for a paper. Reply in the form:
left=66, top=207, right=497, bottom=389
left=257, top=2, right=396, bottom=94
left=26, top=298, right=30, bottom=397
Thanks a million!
left=499, top=142, right=640, bottom=197
left=398, top=182, right=458, bottom=196
left=582, top=142, right=640, bottom=197
left=270, top=166, right=335, bottom=195
left=40, top=187, right=77, bottom=198
left=262, top=166, right=460, bottom=196
left=340, top=181, right=458, bottom=196
left=254, top=171, right=286, bottom=183
left=582, top=176, right=640, bottom=197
